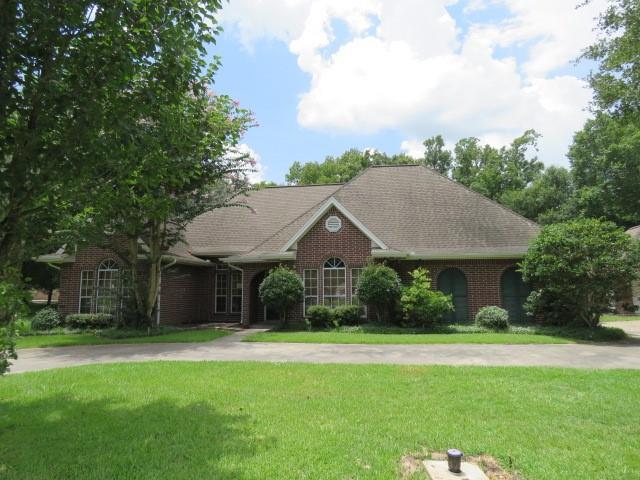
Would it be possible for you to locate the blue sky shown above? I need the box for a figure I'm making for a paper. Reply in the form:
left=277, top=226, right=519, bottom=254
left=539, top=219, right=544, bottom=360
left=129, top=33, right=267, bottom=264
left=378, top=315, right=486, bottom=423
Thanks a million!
left=210, top=0, right=605, bottom=183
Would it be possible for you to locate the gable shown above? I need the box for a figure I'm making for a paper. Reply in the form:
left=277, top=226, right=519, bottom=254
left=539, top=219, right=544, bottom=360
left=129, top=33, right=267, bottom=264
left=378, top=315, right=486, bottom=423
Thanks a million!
left=280, top=197, right=388, bottom=252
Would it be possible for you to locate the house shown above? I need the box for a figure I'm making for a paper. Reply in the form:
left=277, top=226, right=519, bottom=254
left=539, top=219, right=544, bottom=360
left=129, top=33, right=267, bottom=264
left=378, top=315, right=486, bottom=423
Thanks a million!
left=618, top=225, right=640, bottom=313
left=41, top=165, right=541, bottom=325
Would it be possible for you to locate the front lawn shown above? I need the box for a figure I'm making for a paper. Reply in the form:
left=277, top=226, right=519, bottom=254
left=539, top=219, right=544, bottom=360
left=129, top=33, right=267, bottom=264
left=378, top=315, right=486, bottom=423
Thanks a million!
left=245, top=323, right=626, bottom=345
left=1, top=362, right=638, bottom=479
left=15, top=328, right=229, bottom=349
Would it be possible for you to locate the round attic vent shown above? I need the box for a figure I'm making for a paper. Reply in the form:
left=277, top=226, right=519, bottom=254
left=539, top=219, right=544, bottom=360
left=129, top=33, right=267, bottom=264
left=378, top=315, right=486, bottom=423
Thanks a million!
left=325, top=215, right=342, bottom=233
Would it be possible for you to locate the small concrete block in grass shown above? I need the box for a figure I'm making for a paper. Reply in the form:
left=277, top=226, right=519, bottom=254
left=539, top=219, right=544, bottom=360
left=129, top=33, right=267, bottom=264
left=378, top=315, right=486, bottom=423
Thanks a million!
left=424, top=460, right=488, bottom=480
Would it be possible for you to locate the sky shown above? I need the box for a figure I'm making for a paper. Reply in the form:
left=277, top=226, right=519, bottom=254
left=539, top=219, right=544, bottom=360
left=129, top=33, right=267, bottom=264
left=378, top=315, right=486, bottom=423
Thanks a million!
left=209, top=0, right=607, bottom=184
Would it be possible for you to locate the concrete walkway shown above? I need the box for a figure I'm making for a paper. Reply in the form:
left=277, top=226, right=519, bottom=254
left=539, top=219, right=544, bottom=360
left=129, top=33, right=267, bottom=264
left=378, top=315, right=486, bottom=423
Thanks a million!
left=10, top=323, right=640, bottom=373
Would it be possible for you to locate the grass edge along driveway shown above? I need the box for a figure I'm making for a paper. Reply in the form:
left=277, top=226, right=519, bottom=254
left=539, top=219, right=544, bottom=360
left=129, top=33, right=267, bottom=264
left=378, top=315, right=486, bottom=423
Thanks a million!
left=0, top=361, right=638, bottom=480
left=15, top=328, right=230, bottom=349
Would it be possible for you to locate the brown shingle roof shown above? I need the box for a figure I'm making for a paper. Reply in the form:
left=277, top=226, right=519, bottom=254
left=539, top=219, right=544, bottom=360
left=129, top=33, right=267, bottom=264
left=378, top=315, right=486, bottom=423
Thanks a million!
left=188, top=165, right=540, bottom=260
left=185, top=183, right=341, bottom=256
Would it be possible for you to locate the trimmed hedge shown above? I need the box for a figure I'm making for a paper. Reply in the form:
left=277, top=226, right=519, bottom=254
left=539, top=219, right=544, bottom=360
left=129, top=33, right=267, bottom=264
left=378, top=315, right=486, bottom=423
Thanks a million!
left=31, top=308, right=61, bottom=331
left=475, top=306, right=509, bottom=330
left=65, top=313, right=114, bottom=330
left=332, top=304, right=362, bottom=326
left=305, top=305, right=334, bottom=329
left=305, top=304, right=363, bottom=329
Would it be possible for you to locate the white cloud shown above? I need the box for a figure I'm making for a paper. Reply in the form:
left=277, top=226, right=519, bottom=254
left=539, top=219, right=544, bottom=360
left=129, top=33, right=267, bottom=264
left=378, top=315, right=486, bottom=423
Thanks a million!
left=235, top=144, right=267, bottom=184
left=400, top=139, right=424, bottom=159
left=221, top=0, right=607, bottom=166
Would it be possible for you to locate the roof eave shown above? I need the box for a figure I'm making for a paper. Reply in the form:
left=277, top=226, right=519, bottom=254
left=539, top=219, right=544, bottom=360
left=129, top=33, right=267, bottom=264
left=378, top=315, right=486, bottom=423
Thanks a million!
left=36, top=254, right=76, bottom=264
left=222, top=251, right=296, bottom=264
left=371, top=250, right=526, bottom=260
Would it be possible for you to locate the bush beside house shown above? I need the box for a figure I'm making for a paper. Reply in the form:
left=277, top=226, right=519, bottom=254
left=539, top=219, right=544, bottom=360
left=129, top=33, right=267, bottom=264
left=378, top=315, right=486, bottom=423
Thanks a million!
left=356, top=264, right=402, bottom=322
left=475, top=306, right=510, bottom=330
left=400, top=268, right=453, bottom=327
left=259, top=266, right=304, bottom=324
left=522, top=219, right=640, bottom=327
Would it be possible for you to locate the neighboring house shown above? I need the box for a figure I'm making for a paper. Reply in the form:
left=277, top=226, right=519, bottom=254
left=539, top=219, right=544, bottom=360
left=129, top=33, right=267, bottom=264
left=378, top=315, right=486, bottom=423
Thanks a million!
left=40, top=165, right=540, bottom=325
left=618, top=225, right=640, bottom=313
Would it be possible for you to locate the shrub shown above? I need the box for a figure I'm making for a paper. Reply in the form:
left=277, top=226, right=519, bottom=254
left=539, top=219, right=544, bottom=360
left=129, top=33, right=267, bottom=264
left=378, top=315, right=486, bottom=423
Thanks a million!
left=31, top=307, right=60, bottom=331
left=259, top=266, right=304, bottom=324
left=65, top=313, right=114, bottom=330
left=400, top=268, right=454, bottom=328
left=305, top=305, right=334, bottom=329
left=332, top=304, right=362, bottom=326
left=475, top=306, right=510, bottom=330
left=521, top=219, right=640, bottom=327
left=356, top=263, right=402, bottom=322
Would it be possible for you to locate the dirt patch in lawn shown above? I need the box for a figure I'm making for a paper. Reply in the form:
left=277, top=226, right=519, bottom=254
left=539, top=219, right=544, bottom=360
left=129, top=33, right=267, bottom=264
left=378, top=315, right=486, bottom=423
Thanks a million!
left=400, top=450, right=523, bottom=480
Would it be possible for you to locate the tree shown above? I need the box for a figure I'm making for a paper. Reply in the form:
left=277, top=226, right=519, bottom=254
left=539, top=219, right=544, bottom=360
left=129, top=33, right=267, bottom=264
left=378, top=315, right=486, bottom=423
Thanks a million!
left=422, top=135, right=452, bottom=175
left=521, top=219, right=640, bottom=328
left=0, top=1, right=225, bottom=273
left=356, top=263, right=402, bottom=322
left=21, top=261, right=59, bottom=305
left=285, top=149, right=416, bottom=185
left=0, top=268, right=29, bottom=374
left=568, top=0, right=640, bottom=228
left=90, top=91, right=253, bottom=327
left=500, top=166, right=575, bottom=224
left=400, top=268, right=453, bottom=328
left=258, top=266, right=304, bottom=324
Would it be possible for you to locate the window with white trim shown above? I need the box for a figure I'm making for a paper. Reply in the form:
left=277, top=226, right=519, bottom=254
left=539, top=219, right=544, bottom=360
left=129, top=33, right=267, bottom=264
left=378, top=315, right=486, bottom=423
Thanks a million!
left=303, top=269, right=318, bottom=315
left=215, top=271, right=228, bottom=313
left=96, top=259, right=120, bottom=315
left=230, top=270, right=242, bottom=313
left=323, top=257, right=346, bottom=307
left=350, top=268, right=367, bottom=318
left=79, top=270, right=95, bottom=313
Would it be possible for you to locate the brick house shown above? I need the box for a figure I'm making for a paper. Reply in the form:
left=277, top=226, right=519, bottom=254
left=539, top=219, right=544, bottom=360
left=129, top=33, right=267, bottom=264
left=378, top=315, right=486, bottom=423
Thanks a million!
left=41, top=165, right=540, bottom=325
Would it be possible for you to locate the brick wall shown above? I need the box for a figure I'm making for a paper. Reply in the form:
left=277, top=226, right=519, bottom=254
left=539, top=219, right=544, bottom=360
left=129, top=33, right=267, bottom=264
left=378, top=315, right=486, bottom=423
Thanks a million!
left=57, top=245, right=213, bottom=325
left=388, top=258, right=520, bottom=321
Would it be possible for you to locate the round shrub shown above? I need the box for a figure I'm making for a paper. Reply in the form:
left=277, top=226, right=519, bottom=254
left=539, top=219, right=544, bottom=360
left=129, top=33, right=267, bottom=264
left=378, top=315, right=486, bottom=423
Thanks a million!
left=259, top=266, right=304, bottom=324
left=31, top=307, right=60, bottom=331
left=475, top=306, right=509, bottom=330
left=356, top=263, right=402, bottom=322
left=305, top=305, right=334, bottom=329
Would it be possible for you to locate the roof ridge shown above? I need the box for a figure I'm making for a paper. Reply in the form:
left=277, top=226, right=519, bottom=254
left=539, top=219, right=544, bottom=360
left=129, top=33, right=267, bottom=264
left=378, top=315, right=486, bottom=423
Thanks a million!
left=241, top=166, right=381, bottom=256
left=256, top=182, right=344, bottom=189
left=417, top=164, right=541, bottom=229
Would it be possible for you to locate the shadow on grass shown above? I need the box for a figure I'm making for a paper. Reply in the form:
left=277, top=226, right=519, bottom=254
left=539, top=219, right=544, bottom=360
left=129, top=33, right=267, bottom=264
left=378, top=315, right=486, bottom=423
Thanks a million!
left=0, top=394, right=265, bottom=480
left=272, top=321, right=628, bottom=343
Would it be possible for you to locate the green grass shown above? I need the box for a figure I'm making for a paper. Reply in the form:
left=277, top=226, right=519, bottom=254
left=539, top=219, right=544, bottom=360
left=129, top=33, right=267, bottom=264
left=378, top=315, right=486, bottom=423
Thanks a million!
left=602, top=314, right=640, bottom=322
left=244, top=323, right=626, bottom=345
left=15, top=328, right=229, bottom=349
left=1, top=362, right=638, bottom=479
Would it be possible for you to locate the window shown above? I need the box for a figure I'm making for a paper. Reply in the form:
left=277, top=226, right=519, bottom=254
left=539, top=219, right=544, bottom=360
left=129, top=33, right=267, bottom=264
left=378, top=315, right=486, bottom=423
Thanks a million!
left=303, top=269, right=318, bottom=315
left=96, top=259, right=120, bottom=315
left=215, top=270, right=228, bottom=313
left=350, top=268, right=367, bottom=319
left=231, top=270, right=242, bottom=313
left=79, top=270, right=95, bottom=313
left=323, top=257, right=346, bottom=307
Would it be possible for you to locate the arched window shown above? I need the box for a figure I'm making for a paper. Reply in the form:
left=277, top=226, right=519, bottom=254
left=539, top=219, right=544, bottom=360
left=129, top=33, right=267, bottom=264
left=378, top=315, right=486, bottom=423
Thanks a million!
left=501, top=267, right=530, bottom=323
left=438, top=268, right=469, bottom=323
left=323, top=257, right=346, bottom=307
left=96, top=259, right=120, bottom=315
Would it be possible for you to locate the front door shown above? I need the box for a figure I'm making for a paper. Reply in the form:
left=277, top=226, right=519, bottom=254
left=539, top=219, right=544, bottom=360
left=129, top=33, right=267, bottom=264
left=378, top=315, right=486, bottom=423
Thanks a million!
left=438, top=268, right=469, bottom=323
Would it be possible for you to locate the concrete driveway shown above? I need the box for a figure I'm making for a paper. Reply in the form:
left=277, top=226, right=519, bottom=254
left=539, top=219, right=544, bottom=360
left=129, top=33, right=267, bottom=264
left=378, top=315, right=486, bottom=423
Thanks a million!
left=10, top=324, right=640, bottom=373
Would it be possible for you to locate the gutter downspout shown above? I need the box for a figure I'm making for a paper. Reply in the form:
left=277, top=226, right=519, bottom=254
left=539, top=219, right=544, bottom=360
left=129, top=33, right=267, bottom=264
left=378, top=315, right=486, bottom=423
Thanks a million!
left=228, top=264, right=245, bottom=327
left=157, top=257, right=178, bottom=328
